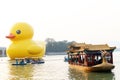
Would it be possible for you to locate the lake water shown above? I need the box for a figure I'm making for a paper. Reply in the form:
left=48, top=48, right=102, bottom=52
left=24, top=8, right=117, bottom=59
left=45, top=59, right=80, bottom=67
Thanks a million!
left=0, top=51, right=119, bottom=80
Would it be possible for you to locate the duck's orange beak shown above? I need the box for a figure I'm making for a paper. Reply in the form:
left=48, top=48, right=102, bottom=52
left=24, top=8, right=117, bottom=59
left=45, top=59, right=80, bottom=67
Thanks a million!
left=6, top=33, right=15, bottom=39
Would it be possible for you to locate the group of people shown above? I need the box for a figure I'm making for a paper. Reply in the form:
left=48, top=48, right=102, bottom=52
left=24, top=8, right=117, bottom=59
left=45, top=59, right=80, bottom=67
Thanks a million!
left=14, top=58, right=44, bottom=65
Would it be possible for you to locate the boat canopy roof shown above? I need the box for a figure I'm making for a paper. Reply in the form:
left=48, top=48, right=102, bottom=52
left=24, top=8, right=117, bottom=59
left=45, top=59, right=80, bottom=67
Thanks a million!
left=67, top=42, right=116, bottom=53
left=87, top=44, right=110, bottom=50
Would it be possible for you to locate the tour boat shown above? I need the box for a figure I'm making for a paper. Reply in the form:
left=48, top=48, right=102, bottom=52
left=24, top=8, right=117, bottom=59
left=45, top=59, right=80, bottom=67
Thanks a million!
left=67, top=42, right=116, bottom=72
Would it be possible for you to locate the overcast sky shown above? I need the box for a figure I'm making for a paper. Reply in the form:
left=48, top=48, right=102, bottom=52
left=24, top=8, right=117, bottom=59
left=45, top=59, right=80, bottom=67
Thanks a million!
left=0, top=0, right=120, bottom=47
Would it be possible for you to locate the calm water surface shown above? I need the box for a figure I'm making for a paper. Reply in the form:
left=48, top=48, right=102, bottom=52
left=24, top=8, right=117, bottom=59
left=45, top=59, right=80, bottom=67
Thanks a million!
left=0, top=51, right=119, bottom=80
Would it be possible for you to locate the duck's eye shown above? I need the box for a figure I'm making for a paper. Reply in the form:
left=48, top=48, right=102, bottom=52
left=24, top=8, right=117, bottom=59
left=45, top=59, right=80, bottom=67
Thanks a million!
left=16, top=30, right=21, bottom=34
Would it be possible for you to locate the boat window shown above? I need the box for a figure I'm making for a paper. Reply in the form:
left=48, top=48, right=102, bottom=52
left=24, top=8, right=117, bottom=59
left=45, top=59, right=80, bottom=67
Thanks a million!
left=94, top=56, right=101, bottom=61
left=87, top=56, right=92, bottom=62
left=105, top=56, right=111, bottom=61
left=81, top=55, right=83, bottom=60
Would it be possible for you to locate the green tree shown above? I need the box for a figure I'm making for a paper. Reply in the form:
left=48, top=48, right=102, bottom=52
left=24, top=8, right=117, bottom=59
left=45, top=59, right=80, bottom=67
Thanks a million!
left=45, top=38, right=75, bottom=53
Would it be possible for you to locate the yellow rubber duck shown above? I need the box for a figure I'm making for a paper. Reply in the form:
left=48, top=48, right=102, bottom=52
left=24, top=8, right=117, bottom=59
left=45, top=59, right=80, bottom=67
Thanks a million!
left=6, top=22, right=46, bottom=60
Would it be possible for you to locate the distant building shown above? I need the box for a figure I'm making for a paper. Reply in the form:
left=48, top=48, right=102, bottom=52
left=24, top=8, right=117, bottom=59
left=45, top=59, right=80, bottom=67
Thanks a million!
left=0, top=47, right=6, bottom=57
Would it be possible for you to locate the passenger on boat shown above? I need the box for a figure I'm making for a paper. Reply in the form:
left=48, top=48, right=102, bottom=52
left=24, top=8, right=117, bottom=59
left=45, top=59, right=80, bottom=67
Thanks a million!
left=31, top=59, right=37, bottom=64
left=25, top=58, right=31, bottom=63
left=19, top=59, right=25, bottom=64
left=16, top=59, right=18, bottom=64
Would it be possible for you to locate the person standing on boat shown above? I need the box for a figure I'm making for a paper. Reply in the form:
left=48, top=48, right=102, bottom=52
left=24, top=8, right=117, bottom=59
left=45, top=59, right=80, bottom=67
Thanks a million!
left=19, top=59, right=25, bottom=64
left=16, top=59, right=18, bottom=64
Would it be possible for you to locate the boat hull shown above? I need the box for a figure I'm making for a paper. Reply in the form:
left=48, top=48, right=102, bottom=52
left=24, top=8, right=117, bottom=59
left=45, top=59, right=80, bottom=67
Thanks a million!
left=12, top=63, right=27, bottom=65
left=31, top=61, right=45, bottom=64
left=69, top=62, right=115, bottom=72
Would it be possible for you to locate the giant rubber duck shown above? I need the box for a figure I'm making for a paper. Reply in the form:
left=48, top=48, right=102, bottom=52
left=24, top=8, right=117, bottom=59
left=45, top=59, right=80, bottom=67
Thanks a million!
left=6, top=22, right=46, bottom=60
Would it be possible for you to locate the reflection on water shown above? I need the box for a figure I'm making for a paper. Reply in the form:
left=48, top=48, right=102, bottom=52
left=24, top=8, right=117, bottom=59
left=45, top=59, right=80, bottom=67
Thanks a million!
left=0, top=58, right=34, bottom=80
left=8, top=63, right=34, bottom=80
left=0, top=53, right=119, bottom=80
left=68, top=68, right=115, bottom=80
left=0, top=55, right=69, bottom=80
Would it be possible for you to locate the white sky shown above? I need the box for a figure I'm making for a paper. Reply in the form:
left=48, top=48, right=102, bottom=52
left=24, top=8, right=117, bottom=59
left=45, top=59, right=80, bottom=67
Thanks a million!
left=0, top=0, right=120, bottom=47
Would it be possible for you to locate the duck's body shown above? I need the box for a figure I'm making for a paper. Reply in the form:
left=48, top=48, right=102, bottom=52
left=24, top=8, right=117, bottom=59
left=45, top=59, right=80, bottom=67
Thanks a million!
left=6, top=22, right=46, bottom=60
left=7, top=40, right=45, bottom=59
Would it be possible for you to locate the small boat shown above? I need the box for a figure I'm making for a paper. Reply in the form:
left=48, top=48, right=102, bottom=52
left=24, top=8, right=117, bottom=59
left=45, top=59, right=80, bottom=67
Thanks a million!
left=30, top=57, right=45, bottom=64
left=12, top=58, right=27, bottom=65
left=31, top=61, right=45, bottom=64
left=31, top=60, right=45, bottom=64
left=37, top=59, right=45, bottom=64
left=64, top=56, right=68, bottom=62
left=67, top=42, right=116, bottom=72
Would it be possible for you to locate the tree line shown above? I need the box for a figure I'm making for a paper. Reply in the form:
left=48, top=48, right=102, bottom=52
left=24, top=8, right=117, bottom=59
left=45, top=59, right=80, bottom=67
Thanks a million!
left=45, top=38, right=75, bottom=52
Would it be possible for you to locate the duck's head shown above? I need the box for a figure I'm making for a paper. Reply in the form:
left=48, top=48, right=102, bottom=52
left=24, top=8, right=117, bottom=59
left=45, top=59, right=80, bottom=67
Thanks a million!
left=6, top=22, right=34, bottom=41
